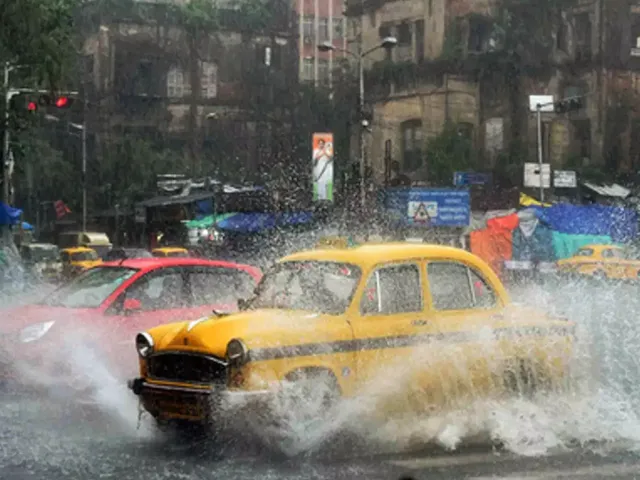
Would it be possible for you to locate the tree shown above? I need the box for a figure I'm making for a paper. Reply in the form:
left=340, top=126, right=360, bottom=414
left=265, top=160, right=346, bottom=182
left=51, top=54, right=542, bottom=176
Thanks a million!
left=0, top=0, right=77, bottom=90
left=424, top=121, right=475, bottom=186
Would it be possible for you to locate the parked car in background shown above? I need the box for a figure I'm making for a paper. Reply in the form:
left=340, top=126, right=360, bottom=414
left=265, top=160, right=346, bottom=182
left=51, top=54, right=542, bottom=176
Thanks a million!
left=60, top=247, right=102, bottom=279
left=0, top=257, right=262, bottom=391
left=20, top=243, right=63, bottom=283
left=556, top=244, right=640, bottom=281
left=103, top=247, right=153, bottom=261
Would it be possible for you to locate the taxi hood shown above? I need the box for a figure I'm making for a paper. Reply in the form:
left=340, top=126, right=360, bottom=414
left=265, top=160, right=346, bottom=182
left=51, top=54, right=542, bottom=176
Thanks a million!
left=152, top=309, right=342, bottom=359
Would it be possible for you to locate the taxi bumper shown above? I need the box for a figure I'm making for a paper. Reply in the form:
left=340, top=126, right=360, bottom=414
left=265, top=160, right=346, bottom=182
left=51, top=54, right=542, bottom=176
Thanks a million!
left=128, top=377, right=273, bottom=422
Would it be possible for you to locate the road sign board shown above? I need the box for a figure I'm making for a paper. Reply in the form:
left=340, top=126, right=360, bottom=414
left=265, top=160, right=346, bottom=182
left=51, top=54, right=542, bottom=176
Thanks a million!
left=453, top=172, right=492, bottom=187
left=529, top=95, right=554, bottom=112
left=524, top=163, right=551, bottom=189
left=553, top=170, right=577, bottom=188
left=382, top=188, right=470, bottom=227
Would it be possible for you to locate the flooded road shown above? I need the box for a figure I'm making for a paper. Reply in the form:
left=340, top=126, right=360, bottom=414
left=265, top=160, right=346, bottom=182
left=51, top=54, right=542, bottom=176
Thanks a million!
left=3, top=277, right=640, bottom=479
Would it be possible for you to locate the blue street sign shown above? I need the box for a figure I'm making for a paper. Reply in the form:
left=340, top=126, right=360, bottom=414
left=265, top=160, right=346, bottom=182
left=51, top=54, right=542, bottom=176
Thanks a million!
left=453, top=171, right=492, bottom=187
left=382, top=188, right=470, bottom=227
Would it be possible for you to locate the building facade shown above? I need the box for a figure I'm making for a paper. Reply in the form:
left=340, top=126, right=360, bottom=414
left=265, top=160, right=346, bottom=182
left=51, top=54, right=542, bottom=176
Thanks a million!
left=344, top=0, right=640, bottom=187
left=296, top=0, right=348, bottom=86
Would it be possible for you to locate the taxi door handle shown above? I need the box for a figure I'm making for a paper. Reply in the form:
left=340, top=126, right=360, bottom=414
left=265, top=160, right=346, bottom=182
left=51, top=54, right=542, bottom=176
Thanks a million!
left=412, top=319, right=429, bottom=326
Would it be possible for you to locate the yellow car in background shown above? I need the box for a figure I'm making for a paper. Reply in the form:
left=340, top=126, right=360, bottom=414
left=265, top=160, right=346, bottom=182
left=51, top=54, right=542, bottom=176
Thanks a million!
left=129, top=243, right=575, bottom=447
left=60, top=246, right=102, bottom=278
left=556, top=244, right=640, bottom=281
left=151, top=247, right=190, bottom=258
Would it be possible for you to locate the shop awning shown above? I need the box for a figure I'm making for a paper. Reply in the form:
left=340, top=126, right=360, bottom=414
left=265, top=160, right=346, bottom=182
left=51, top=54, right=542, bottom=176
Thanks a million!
left=583, top=182, right=631, bottom=198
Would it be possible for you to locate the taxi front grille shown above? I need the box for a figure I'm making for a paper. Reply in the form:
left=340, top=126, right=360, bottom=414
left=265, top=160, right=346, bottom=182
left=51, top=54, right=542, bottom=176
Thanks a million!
left=147, top=353, right=227, bottom=384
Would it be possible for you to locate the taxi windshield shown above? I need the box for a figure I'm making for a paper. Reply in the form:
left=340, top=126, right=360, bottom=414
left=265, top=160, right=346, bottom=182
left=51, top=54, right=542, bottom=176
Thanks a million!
left=249, top=261, right=361, bottom=315
left=43, top=266, right=138, bottom=308
left=71, top=250, right=99, bottom=261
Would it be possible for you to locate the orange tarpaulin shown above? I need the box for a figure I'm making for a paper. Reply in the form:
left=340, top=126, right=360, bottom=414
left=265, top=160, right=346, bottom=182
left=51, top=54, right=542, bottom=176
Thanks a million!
left=470, top=213, right=519, bottom=277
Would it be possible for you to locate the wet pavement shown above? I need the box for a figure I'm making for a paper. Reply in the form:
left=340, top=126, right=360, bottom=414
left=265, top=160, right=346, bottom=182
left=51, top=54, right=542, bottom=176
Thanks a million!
left=4, top=276, right=640, bottom=479
left=2, top=393, right=640, bottom=480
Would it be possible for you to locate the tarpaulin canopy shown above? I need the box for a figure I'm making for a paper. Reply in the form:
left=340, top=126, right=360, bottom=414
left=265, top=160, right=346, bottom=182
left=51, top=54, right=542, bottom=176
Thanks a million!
left=530, top=204, right=637, bottom=243
left=216, top=212, right=313, bottom=233
left=0, top=203, right=22, bottom=226
left=185, top=212, right=314, bottom=233
left=185, top=213, right=235, bottom=229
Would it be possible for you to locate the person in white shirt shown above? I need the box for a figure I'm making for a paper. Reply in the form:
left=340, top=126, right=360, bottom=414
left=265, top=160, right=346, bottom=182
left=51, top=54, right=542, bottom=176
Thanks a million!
left=313, top=139, right=333, bottom=201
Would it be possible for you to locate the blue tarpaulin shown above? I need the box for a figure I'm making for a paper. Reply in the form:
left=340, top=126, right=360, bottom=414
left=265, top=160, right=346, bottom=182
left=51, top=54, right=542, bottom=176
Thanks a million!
left=22, top=221, right=34, bottom=230
left=216, top=212, right=314, bottom=233
left=530, top=204, right=637, bottom=243
left=0, top=203, right=22, bottom=226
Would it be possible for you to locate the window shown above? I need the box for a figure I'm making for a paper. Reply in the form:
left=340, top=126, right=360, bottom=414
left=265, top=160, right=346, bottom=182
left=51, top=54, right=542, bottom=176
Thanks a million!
left=333, top=18, right=344, bottom=39
left=42, top=267, right=138, bottom=309
left=188, top=267, right=256, bottom=306
left=415, top=20, right=425, bottom=60
left=302, top=57, right=314, bottom=82
left=401, top=120, right=423, bottom=172
left=602, top=248, right=624, bottom=259
left=428, top=0, right=433, bottom=16
left=574, top=13, right=592, bottom=59
left=397, top=23, right=411, bottom=46
left=125, top=268, right=187, bottom=311
left=61, top=251, right=70, bottom=262
left=427, top=262, right=496, bottom=311
left=200, top=62, right=218, bottom=98
left=576, top=248, right=594, bottom=257
left=71, top=251, right=99, bottom=261
left=318, top=18, right=329, bottom=42
left=303, top=15, right=314, bottom=39
left=318, top=58, right=329, bottom=85
left=250, top=261, right=361, bottom=315
left=378, top=24, right=392, bottom=40
left=360, top=264, right=422, bottom=315
left=167, top=66, right=191, bottom=98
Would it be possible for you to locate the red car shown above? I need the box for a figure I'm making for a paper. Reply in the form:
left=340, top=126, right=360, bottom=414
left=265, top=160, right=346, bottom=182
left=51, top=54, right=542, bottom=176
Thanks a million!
left=0, top=257, right=261, bottom=390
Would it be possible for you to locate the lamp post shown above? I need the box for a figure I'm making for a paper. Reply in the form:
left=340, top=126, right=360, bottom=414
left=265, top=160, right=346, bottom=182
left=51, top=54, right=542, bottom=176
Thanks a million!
left=317, top=36, right=397, bottom=210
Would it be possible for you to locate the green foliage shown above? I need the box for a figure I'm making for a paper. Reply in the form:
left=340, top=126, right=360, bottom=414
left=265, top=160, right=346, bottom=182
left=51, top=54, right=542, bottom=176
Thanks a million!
left=0, top=0, right=77, bottom=91
left=98, top=137, right=184, bottom=208
left=424, top=121, right=475, bottom=186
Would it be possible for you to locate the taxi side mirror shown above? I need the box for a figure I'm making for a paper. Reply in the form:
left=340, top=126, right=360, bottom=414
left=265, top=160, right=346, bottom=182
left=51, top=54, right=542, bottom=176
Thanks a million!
left=123, top=298, right=142, bottom=314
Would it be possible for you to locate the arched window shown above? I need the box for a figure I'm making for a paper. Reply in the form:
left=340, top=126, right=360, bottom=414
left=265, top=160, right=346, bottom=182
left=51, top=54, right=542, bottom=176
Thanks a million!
left=401, top=120, right=423, bottom=172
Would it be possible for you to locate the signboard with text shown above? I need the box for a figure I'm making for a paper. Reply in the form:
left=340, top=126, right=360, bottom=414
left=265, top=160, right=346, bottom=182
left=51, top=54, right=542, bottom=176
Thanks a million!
left=453, top=171, right=492, bottom=187
left=382, top=188, right=470, bottom=227
left=553, top=170, right=577, bottom=188
left=524, top=163, right=551, bottom=189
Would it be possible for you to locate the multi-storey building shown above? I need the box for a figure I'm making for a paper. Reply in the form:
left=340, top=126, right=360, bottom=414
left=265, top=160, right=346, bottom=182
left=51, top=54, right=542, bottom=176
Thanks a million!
left=344, top=0, right=640, bottom=187
left=296, top=0, right=348, bottom=86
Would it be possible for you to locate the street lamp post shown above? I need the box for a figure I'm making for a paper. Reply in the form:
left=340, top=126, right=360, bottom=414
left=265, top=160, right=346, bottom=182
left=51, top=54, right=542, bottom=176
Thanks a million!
left=318, top=36, right=397, bottom=210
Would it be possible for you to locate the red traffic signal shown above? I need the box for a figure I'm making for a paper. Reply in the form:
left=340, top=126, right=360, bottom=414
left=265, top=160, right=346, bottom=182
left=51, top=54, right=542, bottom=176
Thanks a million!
left=55, top=96, right=69, bottom=108
left=27, top=101, right=37, bottom=111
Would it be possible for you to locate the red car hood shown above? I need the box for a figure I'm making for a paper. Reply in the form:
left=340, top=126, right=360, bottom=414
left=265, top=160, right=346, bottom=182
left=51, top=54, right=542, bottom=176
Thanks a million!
left=1, top=304, right=100, bottom=334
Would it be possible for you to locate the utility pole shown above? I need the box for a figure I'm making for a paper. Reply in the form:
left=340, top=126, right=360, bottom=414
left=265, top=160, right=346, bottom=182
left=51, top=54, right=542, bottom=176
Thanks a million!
left=81, top=87, right=87, bottom=232
left=3, top=62, right=10, bottom=205
left=536, top=103, right=544, bottom=202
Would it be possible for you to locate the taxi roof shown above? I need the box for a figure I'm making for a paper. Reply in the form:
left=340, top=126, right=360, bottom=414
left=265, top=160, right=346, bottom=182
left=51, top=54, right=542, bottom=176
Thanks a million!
left=281, top=243, right=487, bottom=270
left=580, top=244, right=622, bottom=251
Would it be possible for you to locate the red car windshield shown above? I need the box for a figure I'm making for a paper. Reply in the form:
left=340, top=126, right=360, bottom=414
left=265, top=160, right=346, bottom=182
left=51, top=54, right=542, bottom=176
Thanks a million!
left=43, top=266, right=138, bottom=308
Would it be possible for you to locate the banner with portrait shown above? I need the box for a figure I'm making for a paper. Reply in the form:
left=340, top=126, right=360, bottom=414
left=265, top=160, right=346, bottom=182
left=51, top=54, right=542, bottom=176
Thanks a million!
left=312, top=132, right=334, bottom=202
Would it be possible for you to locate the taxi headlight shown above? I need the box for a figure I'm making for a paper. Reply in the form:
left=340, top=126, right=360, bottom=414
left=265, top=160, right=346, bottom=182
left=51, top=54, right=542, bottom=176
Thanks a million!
left=226, top=339, right=248, bottom=366
left=19, top=321, right=55, bottom=343
left=135, top=332, right=154, bottom=358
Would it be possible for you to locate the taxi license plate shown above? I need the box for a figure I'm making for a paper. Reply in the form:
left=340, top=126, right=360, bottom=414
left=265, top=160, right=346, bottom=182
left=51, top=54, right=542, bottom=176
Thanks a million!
left=147, top=391, right=209, bottom=419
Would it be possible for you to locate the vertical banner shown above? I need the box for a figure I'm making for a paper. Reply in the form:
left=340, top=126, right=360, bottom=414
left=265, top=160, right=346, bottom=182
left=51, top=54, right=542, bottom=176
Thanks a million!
left=312, top=132, right=334, bottom=202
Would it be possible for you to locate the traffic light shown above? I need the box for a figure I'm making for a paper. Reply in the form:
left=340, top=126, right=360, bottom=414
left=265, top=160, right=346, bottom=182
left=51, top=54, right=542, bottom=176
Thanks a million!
left=554, top=97, right=584, bottom=114
left=9, top=93, right=75, bottom=113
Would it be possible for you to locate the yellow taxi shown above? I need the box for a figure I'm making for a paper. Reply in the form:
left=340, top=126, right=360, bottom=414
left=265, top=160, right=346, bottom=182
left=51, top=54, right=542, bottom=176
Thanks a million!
left=556, top=244, right=640, bottom=280
left=129, top=243, right=575, bottom=444
left=60, top=247, right=102, bottom=278
left=151, top=247, right=190, bottom=258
